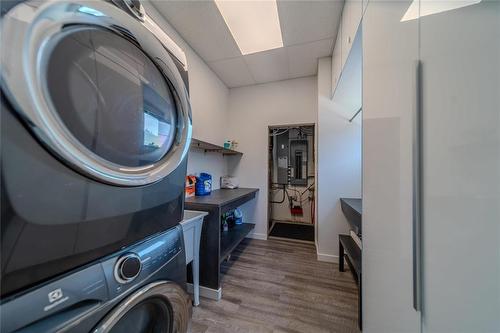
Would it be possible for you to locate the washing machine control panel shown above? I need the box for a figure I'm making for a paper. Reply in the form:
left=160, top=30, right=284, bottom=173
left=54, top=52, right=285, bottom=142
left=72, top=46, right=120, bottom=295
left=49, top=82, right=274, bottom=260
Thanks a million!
left=0, top=226, right=184, bottom=332
left=102, top=226, right=183, bottom=298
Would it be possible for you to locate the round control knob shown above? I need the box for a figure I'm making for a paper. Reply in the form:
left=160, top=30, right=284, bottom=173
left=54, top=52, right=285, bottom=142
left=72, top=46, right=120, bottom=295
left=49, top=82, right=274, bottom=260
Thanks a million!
left=114, top=253, right=141, bottom=284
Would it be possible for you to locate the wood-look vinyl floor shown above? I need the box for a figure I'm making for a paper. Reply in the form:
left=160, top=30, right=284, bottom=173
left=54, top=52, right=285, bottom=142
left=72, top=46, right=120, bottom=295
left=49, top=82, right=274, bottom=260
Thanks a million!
left=190, top=238, right=360, bottom=333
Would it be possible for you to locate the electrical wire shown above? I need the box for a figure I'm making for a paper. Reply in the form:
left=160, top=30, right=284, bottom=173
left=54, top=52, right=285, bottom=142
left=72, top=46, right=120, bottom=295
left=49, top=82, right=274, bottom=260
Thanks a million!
left=287, top=187, right=301, bottom=197
left=270, top=183, right=315, bottom=205
left=269, top=185, right=286, bottom=204
left=311, top=196, right=315, bottom=224
left=300, top=182, right=315, bottom=195
left=284, top=187, right=294, bottom=208
left=269, top=183, right=316, bottom=224
left=269, top=126, right=314, bottom=137
left=269, top=128, right=289, bottom=137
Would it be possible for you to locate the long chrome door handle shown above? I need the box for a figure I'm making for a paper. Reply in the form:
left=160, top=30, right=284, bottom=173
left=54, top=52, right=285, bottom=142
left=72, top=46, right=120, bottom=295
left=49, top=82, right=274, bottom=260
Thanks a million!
left=412, top=60, right=423, bottom=311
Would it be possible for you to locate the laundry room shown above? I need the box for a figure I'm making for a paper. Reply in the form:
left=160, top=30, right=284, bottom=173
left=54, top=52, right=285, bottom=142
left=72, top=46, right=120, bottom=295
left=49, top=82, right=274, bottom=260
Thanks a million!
left=2, top=0, right=499, bottom=333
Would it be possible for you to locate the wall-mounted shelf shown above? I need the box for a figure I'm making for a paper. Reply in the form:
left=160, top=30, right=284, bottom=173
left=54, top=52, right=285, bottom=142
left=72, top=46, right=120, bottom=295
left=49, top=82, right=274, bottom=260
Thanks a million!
left=190, top=138, right=243, bottom=156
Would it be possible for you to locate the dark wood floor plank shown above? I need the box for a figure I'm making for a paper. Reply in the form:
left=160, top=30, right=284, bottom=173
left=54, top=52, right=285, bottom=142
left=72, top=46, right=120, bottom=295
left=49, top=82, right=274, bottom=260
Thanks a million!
left=190, top=238, right=359, bottom=333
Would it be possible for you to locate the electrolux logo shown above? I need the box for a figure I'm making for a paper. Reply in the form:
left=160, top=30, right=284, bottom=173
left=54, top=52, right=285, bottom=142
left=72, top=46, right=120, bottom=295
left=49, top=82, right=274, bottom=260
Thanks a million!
left=48, top=288, right=63, bottom=303
left=44, top=288, right=69, bottom=312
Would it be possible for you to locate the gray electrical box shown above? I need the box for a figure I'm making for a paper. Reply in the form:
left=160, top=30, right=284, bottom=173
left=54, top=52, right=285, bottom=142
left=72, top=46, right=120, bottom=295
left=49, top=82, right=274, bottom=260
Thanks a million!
left=289, top=139, right=308, bottom=186
left=275, top=131, right=289, bottom=185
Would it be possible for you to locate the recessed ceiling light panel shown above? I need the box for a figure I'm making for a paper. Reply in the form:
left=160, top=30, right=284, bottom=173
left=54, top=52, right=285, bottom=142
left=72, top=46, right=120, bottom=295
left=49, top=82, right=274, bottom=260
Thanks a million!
left=215, top=0, right=284, bottom=55
left=401, top=0, right=482, bottom=22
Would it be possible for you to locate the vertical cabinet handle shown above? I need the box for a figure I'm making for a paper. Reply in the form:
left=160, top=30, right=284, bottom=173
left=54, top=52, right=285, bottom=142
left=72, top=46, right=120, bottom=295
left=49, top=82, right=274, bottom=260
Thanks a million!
left=412, top=60, right=423, bottom=311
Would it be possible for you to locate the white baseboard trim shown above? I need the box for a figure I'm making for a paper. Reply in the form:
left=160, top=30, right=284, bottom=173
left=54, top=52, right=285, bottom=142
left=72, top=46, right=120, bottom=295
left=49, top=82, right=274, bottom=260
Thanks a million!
left=317, top=252, right=339, bottom=264
left=246, top=232, right=267, bottom=240
left=186, top=283, right=222, bottom=301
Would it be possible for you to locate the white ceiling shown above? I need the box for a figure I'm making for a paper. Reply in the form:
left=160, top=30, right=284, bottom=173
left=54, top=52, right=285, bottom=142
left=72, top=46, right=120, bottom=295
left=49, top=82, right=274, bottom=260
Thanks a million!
left=151, top=0, right=344, bottom=88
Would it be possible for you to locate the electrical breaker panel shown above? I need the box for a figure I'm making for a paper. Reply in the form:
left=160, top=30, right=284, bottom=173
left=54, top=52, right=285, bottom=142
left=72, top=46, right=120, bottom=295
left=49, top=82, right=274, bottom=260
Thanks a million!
left=276, top=131, right=289, bottom=185
left=289, top=139, right=308, bottom=186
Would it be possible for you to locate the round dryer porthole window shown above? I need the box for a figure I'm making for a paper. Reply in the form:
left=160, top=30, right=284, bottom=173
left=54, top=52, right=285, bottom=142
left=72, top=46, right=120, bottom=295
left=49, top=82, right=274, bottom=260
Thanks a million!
left=1, top=0, right=192, bottom=187
left=46, top=27, right=177, bottom=169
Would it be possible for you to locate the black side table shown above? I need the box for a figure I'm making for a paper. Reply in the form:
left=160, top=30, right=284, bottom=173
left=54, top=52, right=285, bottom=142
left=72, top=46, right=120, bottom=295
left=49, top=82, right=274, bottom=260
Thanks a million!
left=339, top=234, right=362, bottom=330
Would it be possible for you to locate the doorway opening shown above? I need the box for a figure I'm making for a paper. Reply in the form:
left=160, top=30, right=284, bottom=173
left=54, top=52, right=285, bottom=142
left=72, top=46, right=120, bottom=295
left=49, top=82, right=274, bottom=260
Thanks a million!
left=267, top=124, right=315, bottom=242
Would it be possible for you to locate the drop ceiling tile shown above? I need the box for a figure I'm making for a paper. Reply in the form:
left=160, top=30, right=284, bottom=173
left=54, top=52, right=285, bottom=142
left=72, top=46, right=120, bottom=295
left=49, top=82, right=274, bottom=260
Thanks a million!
left=208, top=57, right=255, bottom=88
left=277, top=0, right=343, bottom=46
left=151, top=0, right=241, bottom=62
left=243, top=48, right=289, bottom=84
left=287, top=38, right=334, bottom=78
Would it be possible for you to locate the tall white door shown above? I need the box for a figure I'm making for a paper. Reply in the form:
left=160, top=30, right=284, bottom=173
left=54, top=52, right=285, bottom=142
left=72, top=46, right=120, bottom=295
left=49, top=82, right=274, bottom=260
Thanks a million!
left=362, top=1, right=421, bottom=332
left=363, top=1, right=500, bottom=332
left=420, top=1, right=500, bottom=332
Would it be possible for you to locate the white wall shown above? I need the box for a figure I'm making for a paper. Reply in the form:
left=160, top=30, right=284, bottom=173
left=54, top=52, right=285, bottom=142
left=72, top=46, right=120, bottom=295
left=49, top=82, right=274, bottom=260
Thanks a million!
left=146, top=2, right=229, bottom=184
left=226, top=77, right=318, bottom=239
left=316, top=57, right=362, bottom=262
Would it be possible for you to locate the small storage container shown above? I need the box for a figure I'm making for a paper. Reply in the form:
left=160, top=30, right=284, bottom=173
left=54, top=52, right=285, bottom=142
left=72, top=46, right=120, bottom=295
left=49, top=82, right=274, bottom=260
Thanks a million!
left=195, top=173, right=212, bottom=196
left=185, top=175, right=196, bottom=198
left=234, top=208, right=243, bottom=225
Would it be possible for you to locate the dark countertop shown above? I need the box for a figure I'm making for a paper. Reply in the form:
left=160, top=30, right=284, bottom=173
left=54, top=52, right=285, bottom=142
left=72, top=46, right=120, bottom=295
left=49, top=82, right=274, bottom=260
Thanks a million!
left=185, top=188, right=259, bottom=208
left=340, top=198, right=362, bottom=215
left=340, top=198, right=362, bottom=234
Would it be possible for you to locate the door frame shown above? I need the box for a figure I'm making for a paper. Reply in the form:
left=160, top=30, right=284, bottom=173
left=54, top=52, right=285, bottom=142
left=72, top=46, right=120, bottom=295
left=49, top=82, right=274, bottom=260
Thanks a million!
left=266, top=123, right=317, bottom=243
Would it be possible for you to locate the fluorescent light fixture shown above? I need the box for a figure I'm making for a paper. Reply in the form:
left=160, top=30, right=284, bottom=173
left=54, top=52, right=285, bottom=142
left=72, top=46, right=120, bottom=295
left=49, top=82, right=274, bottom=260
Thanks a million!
left=214, top=0, right=283, bottom=55
left=401, top=0, right=481, bottom=22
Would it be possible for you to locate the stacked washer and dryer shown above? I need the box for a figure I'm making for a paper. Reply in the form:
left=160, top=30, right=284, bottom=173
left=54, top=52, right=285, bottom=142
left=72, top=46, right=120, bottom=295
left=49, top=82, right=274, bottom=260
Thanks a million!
left=1, top=0, right=193, bottom=332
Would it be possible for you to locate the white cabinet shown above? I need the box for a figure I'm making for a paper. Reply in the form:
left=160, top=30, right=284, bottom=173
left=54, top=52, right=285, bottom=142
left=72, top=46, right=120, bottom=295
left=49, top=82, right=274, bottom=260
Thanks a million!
left=332, top=0, right=363, bottom=98
left=341, top=0, right=362, bottom=70
left=340, top=9, right=349, bottom=70
left=349, top=0, right=362, bottom=41
left=362, top=0, right=368, bottom=16
left=331, top=26, right=342, bottom=96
